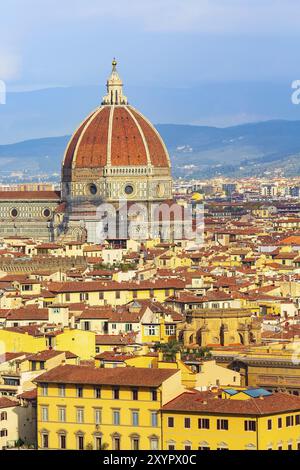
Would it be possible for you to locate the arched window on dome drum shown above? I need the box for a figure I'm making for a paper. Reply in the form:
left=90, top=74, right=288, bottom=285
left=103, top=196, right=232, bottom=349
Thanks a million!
left=115, top=90, right=118, bottom=104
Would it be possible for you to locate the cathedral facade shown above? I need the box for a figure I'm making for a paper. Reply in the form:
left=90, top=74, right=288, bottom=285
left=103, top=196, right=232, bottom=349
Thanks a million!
left=0, top=61, right=173, bottom=242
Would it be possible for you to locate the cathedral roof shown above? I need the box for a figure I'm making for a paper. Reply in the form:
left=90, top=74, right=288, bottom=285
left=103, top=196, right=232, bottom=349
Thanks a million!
left=63, top=60, right=170, bottom=170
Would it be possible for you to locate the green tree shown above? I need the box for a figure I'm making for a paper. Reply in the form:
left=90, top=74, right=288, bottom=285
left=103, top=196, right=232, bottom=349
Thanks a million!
left=155, top=340, right=182, bottom=362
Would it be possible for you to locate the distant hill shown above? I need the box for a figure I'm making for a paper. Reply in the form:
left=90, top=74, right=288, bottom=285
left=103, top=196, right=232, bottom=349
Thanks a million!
left=1, top=120, right=300, bottom=180
left=1, top=81, right=300, bottom=145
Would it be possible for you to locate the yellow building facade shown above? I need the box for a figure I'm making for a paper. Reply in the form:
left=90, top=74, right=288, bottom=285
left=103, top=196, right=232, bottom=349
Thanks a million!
left=162, top=388, right=300, bottom=451
left=35, top=365, right=183, bottom=450
left=34, top=364, right=300, bottom=451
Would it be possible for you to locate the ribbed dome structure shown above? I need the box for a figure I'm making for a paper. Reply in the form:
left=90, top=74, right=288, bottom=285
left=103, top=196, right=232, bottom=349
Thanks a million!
left=63, top=105, right=170, bottom=170
left=62, top=60, right=172, bottom=208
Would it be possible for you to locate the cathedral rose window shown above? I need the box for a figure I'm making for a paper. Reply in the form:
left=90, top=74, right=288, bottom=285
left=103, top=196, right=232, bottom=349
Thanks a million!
left=89, top=184, right=98, bottom=195
left=11, top=208, right=18, bottom=218
left=43, top=208, right=51, bottom=218
left=125, top=184, right=134, bottom=195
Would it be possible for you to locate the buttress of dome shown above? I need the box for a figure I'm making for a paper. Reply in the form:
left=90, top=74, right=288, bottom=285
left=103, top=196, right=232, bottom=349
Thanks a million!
left=102, top=58, right=128, bottom=105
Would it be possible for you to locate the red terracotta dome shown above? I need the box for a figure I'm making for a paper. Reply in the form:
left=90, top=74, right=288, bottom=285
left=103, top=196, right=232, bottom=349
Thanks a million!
left=63, top=104, right=170, bottom=170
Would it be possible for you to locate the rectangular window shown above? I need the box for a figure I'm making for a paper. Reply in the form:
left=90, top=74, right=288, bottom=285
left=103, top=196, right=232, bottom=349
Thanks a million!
left=151, top=412, right=158, bottom=427
left=76, top=386, right=83, bottom=398
left=113, top=387, right=120, bottom=400
left=267, top=419, right=272, bottom=430
left=185, top=445, right=192, bottom=450
left=286, top=416, right=294, bottom=427
left=42, top=433, right=49, bottom=449
left=151, top=389, right=158, bottom=401
left=132, top=411, right=139, bottom=426
left=41, top=383, right=48, bottom=397
left=77, top=435, right=84, bottom=451
left=150, top=438, right=159, bottom=450
left=59, top=384, right=66, bottom=397
left=184, top=417, right=191, bottom=429
left=99, top=292, right=104, bottom=300
left=132, top=388, right=138, bottom=400
left=59, top=434, right=66, bottom=450
left=41, top=406, right=48, bottom=422
left=116, top=291, right=121, bottom=299
left=168, top=444, right=175, bottom=450
left=95, top=436, right=102, bottom=450
left=296, top=415, right=300, bottom=425
left=113, top=436, right=120, bottom=450
left=58, top=407, right=66, bottom=423
left=95, top=408, right=102, bottom=425
left=76, top=408, right=84, bottom=424
left=113, top=410, right=120, bottom=425
left=65, top=293, right=70, bottom=302
left=132, top=438, right=139, bottom=451
left=198, top=418, right=210, bottom=429
left=244, top=420, right=256, bottom=432
left=146, top=325, right=159, bottom=336
left=94, top=387, right=101, bottom=399
left=168, top=417, right=174, bottom=428
left=125, top=323, right=133, bottom=332
left=278, top=417, right=282, bottom=428
left=217, top=419, right=229, bottom=430
left=165, top=325, right=176, bottom=336
left=80, top=293, right=89, bottom=301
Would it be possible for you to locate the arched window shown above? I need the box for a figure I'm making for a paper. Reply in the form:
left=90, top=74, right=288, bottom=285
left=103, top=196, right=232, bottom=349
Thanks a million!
left=40, top=430, right=49, bottom=449
left=58, top=431, right=67, bottom=450
left=76, top=431, right=85, bottom=450
left=130, top=434, right=140, bottom=451
left=149, top=435, right=159, bottom=450
left=112, top=433, right=121, bottom=450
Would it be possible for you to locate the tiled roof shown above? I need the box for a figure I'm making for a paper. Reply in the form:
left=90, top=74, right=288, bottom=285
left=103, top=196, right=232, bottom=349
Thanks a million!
left=0, top=191, right=60, bottom=200
left=34, top=364, right=177, bottom=386
left=63, top=105, right=170, bottom=170
left=163, top=390, right=300, bottom=415
left=26, top=349, right=64, bottom=361
left=0, top=397, right=18, bottom=409
left=5, top=307, right=48, bottom=321
left=17, top=389, right=37, bottom=400
left=49, top=279, right=185, bottom=293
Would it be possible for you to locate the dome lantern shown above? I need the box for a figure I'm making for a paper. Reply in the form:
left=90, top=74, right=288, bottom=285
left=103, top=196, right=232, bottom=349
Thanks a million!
left=102, top=58, right=128, bottom=105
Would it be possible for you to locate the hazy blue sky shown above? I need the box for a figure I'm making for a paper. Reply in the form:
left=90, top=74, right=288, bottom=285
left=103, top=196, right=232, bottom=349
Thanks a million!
left=2, top=0, right=300, bottom=90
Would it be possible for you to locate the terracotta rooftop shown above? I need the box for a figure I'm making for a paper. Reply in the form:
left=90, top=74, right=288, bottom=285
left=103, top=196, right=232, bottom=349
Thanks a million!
left=34, top=364, right=177, bottom=387
left=0, top=397, right=18, bottom=409
left=17, top=389, right=37, bottom=400
left=26, top=349, right=65, bottom=362
left=63, top=105, right=170, bottom=169
left=163, top=390, right=300, bottom=415
left=0, top=191, right=60, bottom=200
